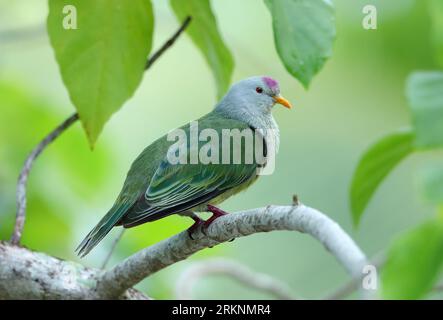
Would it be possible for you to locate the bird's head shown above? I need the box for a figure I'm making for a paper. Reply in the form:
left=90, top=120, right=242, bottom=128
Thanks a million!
left=216, top=76, right=292, bottom=117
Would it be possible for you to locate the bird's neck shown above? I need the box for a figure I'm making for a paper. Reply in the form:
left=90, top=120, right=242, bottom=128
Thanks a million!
left=213, top=105, right=280, bottom=152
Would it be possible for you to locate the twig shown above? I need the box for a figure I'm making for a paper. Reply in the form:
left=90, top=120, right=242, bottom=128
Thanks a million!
left=101, top=229, right=125, bottom=269
left=292, top=194, right=300, bottom=206
left=11, top=113, right=79, bottom=245
left=175, top=258, right=297, bottom=300
left=432, top=283, right=443, bottom=293
left=0, top=24, right=46, bottom=43
left=323, top=273, right=361, bottom=300
left=326, top=253, right=443, bottom=300
left=10, top=16, right=192, bottom=245
left=323, top=252, right=385, bottom=300
left=96, top=204, right=368, bottom=299
left=145, top=16, right=191, bottom=70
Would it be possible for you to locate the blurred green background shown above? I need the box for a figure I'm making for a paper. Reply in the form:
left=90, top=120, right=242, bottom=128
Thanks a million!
left=0, top=0, right=441, bottom=299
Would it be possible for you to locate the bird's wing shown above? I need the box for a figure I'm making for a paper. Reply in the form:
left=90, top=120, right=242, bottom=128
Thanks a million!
left=121, top=119, right=262, bottom=227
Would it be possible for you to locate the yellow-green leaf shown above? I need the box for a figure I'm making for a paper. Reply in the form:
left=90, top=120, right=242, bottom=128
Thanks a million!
left=47, top=0, right=154, bottom=146
left=265, top=0, right=336, bottom=88
left=350, top=130, right=414, bottom=226
left=429, top=0, right=443, bottom=67
left=170, top=0, right=234, bottom=99
left=420, top=165, right=443, bottom=206
left=381, top=219, right=443, bottom=299
left=407, top=71, right=443, bottom=149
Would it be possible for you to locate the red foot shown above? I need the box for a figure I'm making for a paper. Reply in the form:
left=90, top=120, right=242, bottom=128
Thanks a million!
left=204, top=204, right=229, bottom=228
left=187, top=216, right=204, bottom=240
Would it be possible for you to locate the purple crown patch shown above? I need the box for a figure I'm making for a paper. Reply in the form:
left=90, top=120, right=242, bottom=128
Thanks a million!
left=262, top=76, right=279, bottom=91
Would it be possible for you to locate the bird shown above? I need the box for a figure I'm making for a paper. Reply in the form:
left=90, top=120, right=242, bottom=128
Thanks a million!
left=76, top=76, right=292, bottom=257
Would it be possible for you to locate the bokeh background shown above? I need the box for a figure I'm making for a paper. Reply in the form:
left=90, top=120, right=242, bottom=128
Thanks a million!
left=0, top=0, right=441, bottom=299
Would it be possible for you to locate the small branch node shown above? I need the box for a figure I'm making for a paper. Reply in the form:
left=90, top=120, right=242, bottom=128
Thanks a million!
left=292, top=194, right=300, bottom=206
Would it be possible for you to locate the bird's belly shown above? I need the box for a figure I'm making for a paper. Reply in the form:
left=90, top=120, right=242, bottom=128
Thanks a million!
left=190, top=175, right=259, bottom=213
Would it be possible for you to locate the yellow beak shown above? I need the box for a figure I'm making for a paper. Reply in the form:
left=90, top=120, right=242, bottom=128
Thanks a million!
left=273, top=95, right=292, bottom=109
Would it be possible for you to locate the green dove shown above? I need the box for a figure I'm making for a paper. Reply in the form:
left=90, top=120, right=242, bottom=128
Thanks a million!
left=77, top=76, right=292, bottom=257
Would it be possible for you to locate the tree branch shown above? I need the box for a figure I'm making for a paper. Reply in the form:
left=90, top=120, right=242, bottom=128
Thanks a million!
left=1, top=203, right=367, bottom=299
left=96, top=203, right=368, bottom=299
left=10, top=16, right=192, bottom=245
left=145, top=16, right=191, bottom=70
left=11, top=113, right=79, bottom=245
left=174, top=258, right=297, bottom=300
left=0, top=241, right=150, bottom=300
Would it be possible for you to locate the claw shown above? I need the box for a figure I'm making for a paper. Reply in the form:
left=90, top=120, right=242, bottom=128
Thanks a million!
left=187, top=206, right=229, bottom=239
left=187, top=216, right=204, bottom=240
left=204, top=204, right=229, bottom=229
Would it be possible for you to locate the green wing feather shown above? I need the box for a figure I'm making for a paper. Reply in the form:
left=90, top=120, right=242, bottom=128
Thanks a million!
left=122, top=159, right=257, bottom=227
left=121, top=114, right=261, bottom=226
left=77, top=111, right=263, bottom=256
left=76, top=201, right=132, bottom=257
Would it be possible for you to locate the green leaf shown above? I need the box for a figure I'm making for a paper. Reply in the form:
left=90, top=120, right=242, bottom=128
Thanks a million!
left=350, top=130, right=414, bottom=225
left=265, top=0, right=336, bottom=88
left=381, top=219, right=443, bottom=299
left=170, top=0, right=234, bottom=99
left=420, top=165, right=443, bottom=205
left=406, top=72, right=443, bottom=149
left=47, top=0, right=154, bottom=146
left=429, top=0, right=443, bottom=67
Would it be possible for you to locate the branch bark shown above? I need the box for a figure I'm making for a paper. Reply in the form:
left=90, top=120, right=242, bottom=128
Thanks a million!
left=96, top=203, right=368, bottom=299
left=10, top=16, right=192, bottom=245
left=0, top=241, right=149, bottom=300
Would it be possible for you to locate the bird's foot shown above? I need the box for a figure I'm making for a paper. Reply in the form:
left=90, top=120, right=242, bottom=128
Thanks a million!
left=204, top=204, right=229, bottom=229
left=187, top=216, right=204, bottom=240
left=187, top=206, right=229, bottom=239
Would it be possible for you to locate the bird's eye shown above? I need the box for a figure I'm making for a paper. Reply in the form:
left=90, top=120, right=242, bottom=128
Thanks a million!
left=256, top=87, right=263, bottom=94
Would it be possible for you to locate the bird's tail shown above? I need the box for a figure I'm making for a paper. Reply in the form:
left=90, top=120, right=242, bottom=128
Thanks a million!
left=76, top=203, right=131, bottom=257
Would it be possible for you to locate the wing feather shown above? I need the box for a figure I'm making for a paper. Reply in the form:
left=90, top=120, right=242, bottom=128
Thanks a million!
left=122, top=139, right=263, bottom=225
